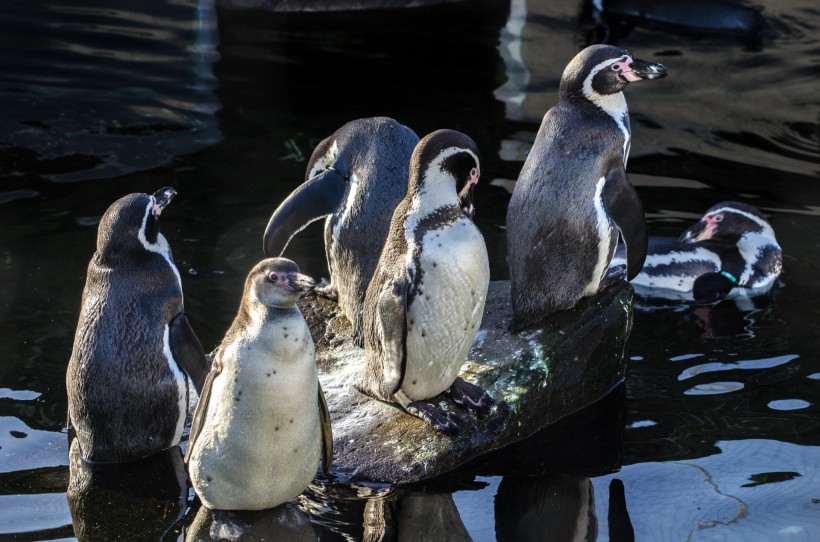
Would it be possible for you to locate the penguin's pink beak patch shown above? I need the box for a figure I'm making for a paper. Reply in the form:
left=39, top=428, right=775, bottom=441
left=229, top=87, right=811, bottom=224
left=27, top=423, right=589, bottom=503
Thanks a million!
left=458, top=167, right=480, bottom=200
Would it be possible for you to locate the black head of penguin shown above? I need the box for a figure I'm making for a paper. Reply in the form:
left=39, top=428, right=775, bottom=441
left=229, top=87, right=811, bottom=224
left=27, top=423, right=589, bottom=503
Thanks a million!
left=96, top=187, right=176, bottom=264
left=410, top=129, right=482, bottom=219
left=680, top=201, right=771, bottom=246
left=560, top=44, right=668, bottom=103
left=243, top=258, right=317, bottom=311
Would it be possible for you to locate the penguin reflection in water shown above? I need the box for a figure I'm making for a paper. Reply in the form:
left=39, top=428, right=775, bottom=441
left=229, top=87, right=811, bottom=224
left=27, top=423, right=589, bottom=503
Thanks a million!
left=506, top=44, right=668, bottom=330
left=610, top=201, right=783, bottom=304
left=186, top=258, right=333, bottom=511
left=360, top=130, right=493, bottom=435
left=67, top=187, right=210, bottom=463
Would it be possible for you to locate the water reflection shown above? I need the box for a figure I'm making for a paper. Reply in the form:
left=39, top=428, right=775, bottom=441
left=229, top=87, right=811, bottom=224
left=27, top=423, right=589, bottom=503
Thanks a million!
left=186, top=502, right=318, bottom=541
left=67, top=439, right=188, bottom=540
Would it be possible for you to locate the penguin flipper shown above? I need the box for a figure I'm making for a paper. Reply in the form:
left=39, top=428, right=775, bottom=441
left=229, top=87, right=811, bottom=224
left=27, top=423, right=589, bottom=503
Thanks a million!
left=169, top=312, right=211, bottom=394
left=184, top=360, right=221, bottom=464
left=376, top=277, right=408, bottom=399
left=602, top=168, right=647, bottom=281
left=317, top=383, right=333, bottom=475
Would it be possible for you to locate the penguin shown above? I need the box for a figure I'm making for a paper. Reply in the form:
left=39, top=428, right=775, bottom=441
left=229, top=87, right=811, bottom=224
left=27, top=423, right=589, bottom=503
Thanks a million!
left=263, top=117, right=419, bottom=346
left=359, top=129, right=493, bottom=436
left=185, top=257, right=333, bottom=512
left=609, top=201, right=782, bottom=303
left=66, top=187, right=210, bottom=463
left=506, top=44, right=668, bottom=330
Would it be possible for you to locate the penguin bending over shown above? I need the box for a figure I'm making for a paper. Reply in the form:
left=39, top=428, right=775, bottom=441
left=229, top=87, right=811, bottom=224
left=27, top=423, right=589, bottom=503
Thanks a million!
left=609, top=201, right=782, bottom=303
left=67, top=187, right=210, bottom=463
left=186, top=258, right=332, bottom=511
left=264, top=117, right=419, bottom=345
left=360, top=130, right=493, bottom=436
left=506, top=44, right=668, bottom=330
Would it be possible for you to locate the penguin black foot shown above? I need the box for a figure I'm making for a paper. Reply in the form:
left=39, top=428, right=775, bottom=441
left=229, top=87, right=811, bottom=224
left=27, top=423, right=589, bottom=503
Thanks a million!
left=314, top=278, right=339, bottom=302
left=406, top=401, right=463, bottom=436
left=446, top=377, right=494, bottom=415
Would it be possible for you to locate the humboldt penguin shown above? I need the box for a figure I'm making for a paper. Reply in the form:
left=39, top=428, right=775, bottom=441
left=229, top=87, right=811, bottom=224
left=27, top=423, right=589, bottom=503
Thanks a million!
left=186, top=257, right=332, bottom=511
left=263, top=117, right=419, bottom=345
left=359, top=129, right=492, bottom=436
left=67, top=187, right=210, bottom=463
left=506, top=44, right=668, bottom=330
left=609, top=201, right=782, bottom=303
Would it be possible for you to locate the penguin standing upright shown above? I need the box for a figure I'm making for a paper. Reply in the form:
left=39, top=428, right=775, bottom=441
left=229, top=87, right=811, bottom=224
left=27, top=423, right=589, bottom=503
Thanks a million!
left=506, top=44, right=668, bottom=330
left=264, top=117, right=419, bottom=345
left=67, top=187, right=210, bottom=463
left=186, top=258, right=332, bottom=512
left=610, top=201, right=783, bottom=303
left=360, top=130, right=493, bottom=435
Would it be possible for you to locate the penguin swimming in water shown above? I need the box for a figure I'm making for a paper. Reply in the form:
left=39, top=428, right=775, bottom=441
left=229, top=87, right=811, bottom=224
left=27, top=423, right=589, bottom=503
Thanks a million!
left=506, top=44, right=668, bottom=330
left=360, top=129, right=492, bottom=436
left=609, top=201, right=782, bottom=303
left=186, top=257, right=332, bottom=511
left=67, top=187, right=210, bottom=463
left=263, top=117, right=419, bottom=346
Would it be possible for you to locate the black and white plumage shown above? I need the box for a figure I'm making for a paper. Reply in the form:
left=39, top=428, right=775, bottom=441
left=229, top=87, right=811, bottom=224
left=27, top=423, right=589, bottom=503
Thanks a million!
left=67, top=187, right=210, bottom=463
left=263, top=117, right=419, bottom=345
left=360, top=129, right=493, bottom=436
left=186, top=258, right=332, bottom=511
left=610, top=201, right=782, bottom=303
left=506, top=44, right=668, bottom=331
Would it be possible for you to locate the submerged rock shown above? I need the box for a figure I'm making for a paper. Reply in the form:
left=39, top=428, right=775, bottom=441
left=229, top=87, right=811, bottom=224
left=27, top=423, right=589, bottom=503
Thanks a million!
left=299, top=280, right=633, bottom=485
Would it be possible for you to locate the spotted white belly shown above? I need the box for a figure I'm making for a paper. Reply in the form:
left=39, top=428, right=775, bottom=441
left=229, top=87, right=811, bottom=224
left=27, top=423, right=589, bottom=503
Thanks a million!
left=403, top=218, right=489, bottom=402
left=188, top=312, right=320, bottom=511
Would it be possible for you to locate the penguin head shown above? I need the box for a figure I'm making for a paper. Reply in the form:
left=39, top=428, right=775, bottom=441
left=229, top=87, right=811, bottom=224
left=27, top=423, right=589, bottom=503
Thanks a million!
left=410, top=129, right=482, bottom=219
left=560, top=44, right=668, bottom=100
left=247, top=257, right=317, bottom=309
left=680, top=202, right=775, bottom=245
left=96, top=187, right=176, bottom=261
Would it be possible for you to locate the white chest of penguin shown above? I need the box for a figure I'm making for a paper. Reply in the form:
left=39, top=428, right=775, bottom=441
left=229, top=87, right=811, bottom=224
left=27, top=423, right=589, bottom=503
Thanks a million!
left=403, top=217, right=489, bottom=401
left=189, top=310, right=320, bottom=510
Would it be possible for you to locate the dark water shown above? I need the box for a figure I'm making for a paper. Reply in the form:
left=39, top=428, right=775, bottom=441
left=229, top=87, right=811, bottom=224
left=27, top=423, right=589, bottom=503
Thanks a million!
left=1, top=0, right=819, bottom=540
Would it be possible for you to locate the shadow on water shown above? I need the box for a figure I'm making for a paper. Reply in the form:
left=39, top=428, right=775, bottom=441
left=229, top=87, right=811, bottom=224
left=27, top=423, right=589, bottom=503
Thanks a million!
left=0, top=0, right=819, bottom=539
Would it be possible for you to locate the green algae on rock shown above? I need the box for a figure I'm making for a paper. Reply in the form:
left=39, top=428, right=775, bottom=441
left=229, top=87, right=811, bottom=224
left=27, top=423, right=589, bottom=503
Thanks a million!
left=299, top=280, right=633, bottom=485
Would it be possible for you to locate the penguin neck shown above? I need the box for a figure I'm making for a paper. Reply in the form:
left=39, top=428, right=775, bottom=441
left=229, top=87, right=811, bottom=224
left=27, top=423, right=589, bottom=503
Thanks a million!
left=405, top=175, right=459, bottom=234
left=737, top=231, right=779, bottom=266
left=577, top=86, right=631, bottom=165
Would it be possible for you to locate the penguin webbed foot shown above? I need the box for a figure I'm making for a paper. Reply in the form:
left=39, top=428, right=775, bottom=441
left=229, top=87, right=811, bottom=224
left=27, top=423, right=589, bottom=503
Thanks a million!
left=599, top=265, right=627, bottom=292
left=314, top=278, right=338, bottom=302
left=446, top=377, right=494, bottom=416
left=405, top=401, right=463, bottom=436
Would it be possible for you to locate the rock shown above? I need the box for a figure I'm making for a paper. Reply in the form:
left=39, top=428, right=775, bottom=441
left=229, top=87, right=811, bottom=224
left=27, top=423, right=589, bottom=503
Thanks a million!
left=299, top=280, right=633, bottom=485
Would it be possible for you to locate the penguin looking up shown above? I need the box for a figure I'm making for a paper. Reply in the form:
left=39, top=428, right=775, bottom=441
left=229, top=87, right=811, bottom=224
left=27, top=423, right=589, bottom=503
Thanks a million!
left=186, top=258, right=333, bottom=512
left=263, top=117, right=419, bottom=346
left=506, top=44, right=668, bottom=331
left=360, top=129, right=493, bottom=436
left=67, top=187, right=210, bottom=463
left=610, top=201, right=783, bottom=304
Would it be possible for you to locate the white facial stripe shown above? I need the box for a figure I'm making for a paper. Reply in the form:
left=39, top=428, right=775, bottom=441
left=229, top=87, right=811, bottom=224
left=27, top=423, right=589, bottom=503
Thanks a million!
left=138, top=198, right=183, bottom=294
left=706, top=207, right=775, bottom=238
left=582, top=56, right=631, bottom=165
left=163, top=324, right=188, bottom=445
left=307, top=139, right=340, bottom=179
left=587, top=176, right=613, bottom=295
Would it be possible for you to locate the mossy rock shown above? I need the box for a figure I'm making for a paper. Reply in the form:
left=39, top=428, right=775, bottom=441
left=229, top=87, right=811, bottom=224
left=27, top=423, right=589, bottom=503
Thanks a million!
left=299, top=281, right=633, bottom=485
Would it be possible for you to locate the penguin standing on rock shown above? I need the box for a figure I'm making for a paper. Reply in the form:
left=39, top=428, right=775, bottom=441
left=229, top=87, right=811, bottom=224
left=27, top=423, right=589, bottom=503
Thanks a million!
left=506, top=44, right=668, bottom=330
left=360, top=130, right=493, bottom=436
left=67, top=187, right=210, bottom=463
left=264, top=117, right=419, bottom=345
left=186, top=258, right=332, bottom=511
left=610, top=201, right=783, bottom=303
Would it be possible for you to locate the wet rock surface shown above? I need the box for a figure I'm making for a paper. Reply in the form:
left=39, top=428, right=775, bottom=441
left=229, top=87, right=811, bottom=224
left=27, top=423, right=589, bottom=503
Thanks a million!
left=299, top=281, right=633, bottom=485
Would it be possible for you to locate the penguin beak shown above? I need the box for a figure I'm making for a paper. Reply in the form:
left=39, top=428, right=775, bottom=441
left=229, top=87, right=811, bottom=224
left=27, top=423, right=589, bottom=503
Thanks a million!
left=286, top=272, right=318, bottom=293
left=458, top=167, right=479, bottom=220
left=623, top=58, right=669, bottom=82
left=263, top=168, right=347, bottom=257
left=680, top=220, right=717, bottom=244
left=151, top=187, right=176, bottom=216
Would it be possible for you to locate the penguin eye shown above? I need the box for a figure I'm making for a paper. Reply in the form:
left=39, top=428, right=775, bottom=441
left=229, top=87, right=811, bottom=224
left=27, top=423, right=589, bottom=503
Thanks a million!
left=267, top=272, right=278, bottom=283
left=611, top=64, right=620, bottom=71
left=714, top=214, right=724, bottom=222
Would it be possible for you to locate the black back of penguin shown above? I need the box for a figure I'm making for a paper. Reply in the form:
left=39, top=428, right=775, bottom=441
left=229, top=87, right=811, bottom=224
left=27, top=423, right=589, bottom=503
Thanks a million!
left=67, top=190, right=189, bottom=462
